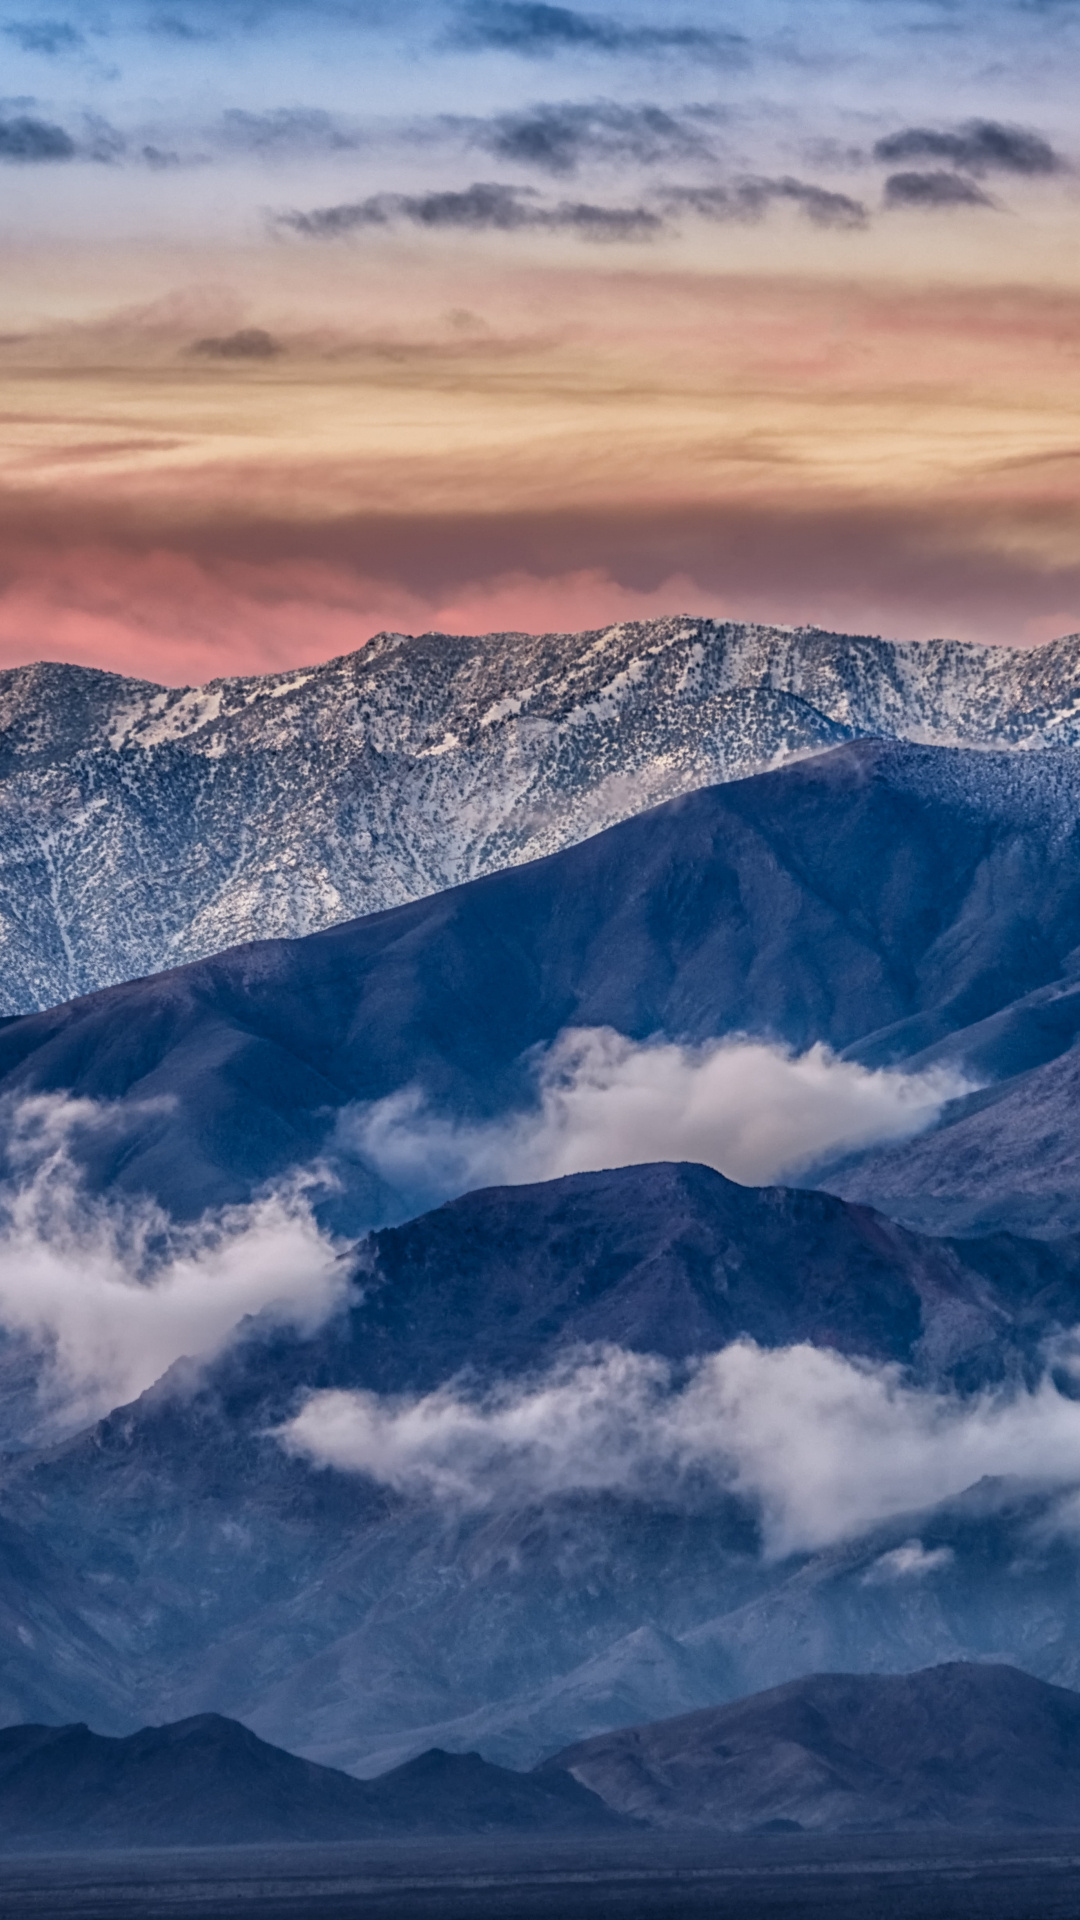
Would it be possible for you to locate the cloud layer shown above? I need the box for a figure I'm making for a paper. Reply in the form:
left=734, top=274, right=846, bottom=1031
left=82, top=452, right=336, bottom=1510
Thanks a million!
left=873, top=120, right=1064, bottom=179
left=0, top=1095, right=345, bottom=1435
left=346, top=1027, right=973, bottom=1216
left=0, top=1037, right=963, bottom=1442
left=282, top=181, right=663, bottom=241
left=0, top=6, right=1077, bottom=682
left=471, top=100, right=720, bottom=174
left=282, top=1337, right=1080, bottom=1556
left=884, top=171, right=995, bottom=211
left=449, top=2, right=746, bottom=62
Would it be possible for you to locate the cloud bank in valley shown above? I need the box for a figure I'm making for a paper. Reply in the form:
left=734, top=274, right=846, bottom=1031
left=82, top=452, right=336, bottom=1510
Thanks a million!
left=282, top=1338, right=1080, bottom=1556
left=0, top=1035, right=969, bottom=1437
left=0, top=1095, right=345, bottom=1435
left=346, top=1026, right=973, bottom=1214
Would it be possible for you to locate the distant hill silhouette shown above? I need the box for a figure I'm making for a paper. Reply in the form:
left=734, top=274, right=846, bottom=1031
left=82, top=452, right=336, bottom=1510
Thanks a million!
left=546, top=1663, right=1080, bottom=1831
left=0, top=1714, right=620, bottom=1849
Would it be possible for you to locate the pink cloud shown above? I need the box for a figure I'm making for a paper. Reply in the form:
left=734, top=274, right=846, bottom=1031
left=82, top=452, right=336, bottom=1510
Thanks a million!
left=0, top=495, right=1078, bottom=684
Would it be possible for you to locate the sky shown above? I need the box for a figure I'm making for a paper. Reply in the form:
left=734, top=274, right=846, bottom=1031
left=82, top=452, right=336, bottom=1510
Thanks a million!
left=2, top=0, right=1080, bottom=683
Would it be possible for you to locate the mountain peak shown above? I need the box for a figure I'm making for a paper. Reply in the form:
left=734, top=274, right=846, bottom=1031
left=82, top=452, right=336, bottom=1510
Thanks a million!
left=3, top=618, right=1080, bottom=1014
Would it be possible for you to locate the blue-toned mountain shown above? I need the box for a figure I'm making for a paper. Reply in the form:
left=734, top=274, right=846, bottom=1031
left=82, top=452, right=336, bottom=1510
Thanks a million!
left=547, top=1663, right=1080, bottom=1832
left=1, top=739, right=1080, bottom=1228
left=0, top=1715, right=617, bottom=1848
left=1, top=1164, right=1079, bottom=1773
left=4, top=620, right=1080, bottom=1014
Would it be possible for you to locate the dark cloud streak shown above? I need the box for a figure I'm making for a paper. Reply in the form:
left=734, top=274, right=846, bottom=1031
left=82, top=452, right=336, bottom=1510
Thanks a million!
left=0, top=113, right=74, bottom=159
left=283, top=170, right=866, bottom=241
left=451, top=1, right=747, bottom=63
left=474, top=99, right=719, bottom=174
left=146, top=13, right=219, bottom=40
left=666, top=177, right=867, bottom=229
left=191, top=328, right=283, bottom=359
left=3, top=18, right=84, bottom=53
left=883, top=170, right=996, bottom=209
left=874, top=119, right=1064, bottom=177
left=281, top=179, right=662, bottom=239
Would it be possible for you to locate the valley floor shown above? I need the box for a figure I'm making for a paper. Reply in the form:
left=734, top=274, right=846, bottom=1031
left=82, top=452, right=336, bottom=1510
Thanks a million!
left=3, top=1831, right=1080, bottom=1920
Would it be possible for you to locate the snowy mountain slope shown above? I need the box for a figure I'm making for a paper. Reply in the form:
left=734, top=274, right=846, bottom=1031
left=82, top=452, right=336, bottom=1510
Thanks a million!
left=4, top=618, right=1080, bottom=1014
left=9, top=739, right=1080, bottom=1225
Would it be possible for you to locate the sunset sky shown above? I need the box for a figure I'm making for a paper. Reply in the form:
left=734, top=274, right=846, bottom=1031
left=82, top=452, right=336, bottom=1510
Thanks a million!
left=2, top=0, right=1080, bottom=683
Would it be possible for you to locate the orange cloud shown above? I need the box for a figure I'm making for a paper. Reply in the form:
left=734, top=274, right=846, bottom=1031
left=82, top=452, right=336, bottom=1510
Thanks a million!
left=1, top=261, right=1079, bottom=676
left=0, top=491, right=1077, bottom=684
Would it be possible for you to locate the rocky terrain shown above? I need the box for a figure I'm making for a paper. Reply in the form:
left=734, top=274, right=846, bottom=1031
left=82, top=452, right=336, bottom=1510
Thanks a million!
left=5, top=620, right=1080, bottom=1014
left=1, top=1164, right=1079, bottom=1774
left=3, top=738, right=1080, bottom=1231
left=549, top=1664, right=1080, bottom=1832
left=3, top=654, right=1080, bottom=1794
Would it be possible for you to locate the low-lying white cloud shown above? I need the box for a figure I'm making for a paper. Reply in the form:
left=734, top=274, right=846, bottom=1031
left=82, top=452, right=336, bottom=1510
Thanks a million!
left=346, top=1026, right=973, bottom=1207
left=862, top=1540, right=955, bottom=1584
left=282, top=1340, right=1080, bottom=1557
left=0, top=1095, right=346, bottom=1436
left=0, top=1031, right=975, bottom=1444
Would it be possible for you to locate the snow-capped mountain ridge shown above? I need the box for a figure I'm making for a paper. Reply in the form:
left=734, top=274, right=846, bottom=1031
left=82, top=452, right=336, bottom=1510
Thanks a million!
left=3, top=616, right=1080, bottom=1014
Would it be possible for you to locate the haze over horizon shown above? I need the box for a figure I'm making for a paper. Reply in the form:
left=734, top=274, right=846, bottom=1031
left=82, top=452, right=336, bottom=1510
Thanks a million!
left=1, top=0, right=1078, bottom=683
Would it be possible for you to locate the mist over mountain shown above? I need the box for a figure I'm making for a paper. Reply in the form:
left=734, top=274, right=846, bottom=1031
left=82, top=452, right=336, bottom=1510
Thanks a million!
left=827, top=1042, right=1080, bottom=1236
left=3, top=1163, right=1080, bottom=1773
left=1, top=737, right=1080, bottom=1232
left=6, top=619, right=1080, bottom=1015
left=2, top=638, right=1080, bottom=1803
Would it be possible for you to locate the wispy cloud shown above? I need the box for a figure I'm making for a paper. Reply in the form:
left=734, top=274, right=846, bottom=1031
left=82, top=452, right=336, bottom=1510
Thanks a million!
left=665, top=176, right=867, bottom=229
left=450, top=1, right=748, bottom=63
left=145, top=11, right=220, bottom=42
left=3, top=17, right=85, bottom=54
left=342, top=1027, right=972, bottom=1220
left=0, top=1094, right=345, bottom=1436
left=280, top=180, right=662, bottom=239
left=873, top=119, right=1065, bottom=178
left=281, top=169, right=868, bottom=240
left=862, top=1539, right=955, bottom=1584
left=281, top=1336, right=1080, bottom=1556
left=470, top=99, right=721, bottom=174
left=0, top=111, right=74, bottom=159
left=883, top=169, right=996, bottom=210
left=216, top=106, right=362, bottom=155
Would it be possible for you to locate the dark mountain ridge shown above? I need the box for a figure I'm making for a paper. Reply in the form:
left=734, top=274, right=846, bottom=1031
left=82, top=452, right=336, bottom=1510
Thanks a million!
left=547, top=1662, right=1080, bottom=1832
left=6, top=617, right=1080, bottom=1016
left=7, top=1663, right=1080, bottom=1847
left=0, top=741, right=1079, bottom=1764
left=3, top=740, right=1080, bottom=1229
left=2, top=1165, right=1080, bottom=1770
left=0, top=1713, right=618, bottom=1848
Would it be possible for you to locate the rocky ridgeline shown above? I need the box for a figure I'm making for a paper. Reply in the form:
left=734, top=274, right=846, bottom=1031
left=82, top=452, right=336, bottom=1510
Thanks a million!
left=2, top=618, right=1080, bottom=1013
